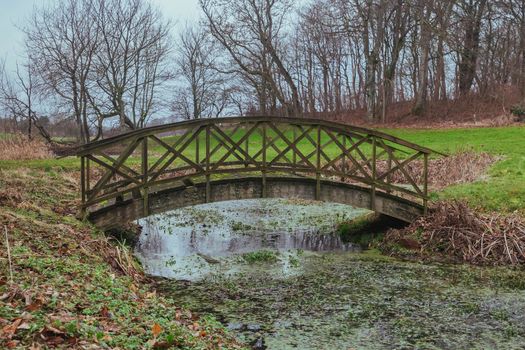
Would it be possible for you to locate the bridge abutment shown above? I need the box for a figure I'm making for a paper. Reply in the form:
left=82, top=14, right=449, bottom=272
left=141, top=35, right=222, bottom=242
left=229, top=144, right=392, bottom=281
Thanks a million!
left=88, top=177, right=424, bottom=230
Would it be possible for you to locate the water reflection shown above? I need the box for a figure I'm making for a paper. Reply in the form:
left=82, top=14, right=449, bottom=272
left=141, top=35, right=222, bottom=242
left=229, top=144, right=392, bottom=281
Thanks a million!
left=134, top=199, right=370, bottom=280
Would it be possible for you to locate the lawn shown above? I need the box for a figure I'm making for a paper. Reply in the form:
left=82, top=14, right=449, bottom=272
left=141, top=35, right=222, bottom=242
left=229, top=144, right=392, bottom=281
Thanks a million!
left=385, top=126, right=525, bottom=212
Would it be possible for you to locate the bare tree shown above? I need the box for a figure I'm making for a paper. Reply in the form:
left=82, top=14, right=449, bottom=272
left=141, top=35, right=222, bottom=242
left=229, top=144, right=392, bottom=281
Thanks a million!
left=455, top=0, right=488, bottom=96
left=11, top=0, right=525, bottom=134
left=200, top=0, right=302, bottom=116
left=0, top=58, right=52, bottom=141
left=24, top=0, right=98, bottom=143
left=90, top=0, right=172, bottom=130
left=412, top=0, right=433, bottom=115
left=496, top=0, right=525, bottom=100
left=23, top=0, right=171, bottom=144
left=335, top=0, right=388, bottom=121
left=172, top=25, right=231, bottom=119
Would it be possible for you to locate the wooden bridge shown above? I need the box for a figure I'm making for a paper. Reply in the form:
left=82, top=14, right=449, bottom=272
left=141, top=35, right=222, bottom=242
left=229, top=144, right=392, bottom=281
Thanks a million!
left=76, top=116, right=440, bottom=229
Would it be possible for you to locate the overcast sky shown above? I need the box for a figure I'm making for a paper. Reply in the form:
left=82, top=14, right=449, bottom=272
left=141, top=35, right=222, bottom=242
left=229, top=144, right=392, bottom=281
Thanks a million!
left=0, top=0, right=201, bottom=70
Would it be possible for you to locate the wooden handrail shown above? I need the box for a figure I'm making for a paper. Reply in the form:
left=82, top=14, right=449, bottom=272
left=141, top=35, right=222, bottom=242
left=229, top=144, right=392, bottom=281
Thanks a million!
left=76, top=116, right=445, bottom=156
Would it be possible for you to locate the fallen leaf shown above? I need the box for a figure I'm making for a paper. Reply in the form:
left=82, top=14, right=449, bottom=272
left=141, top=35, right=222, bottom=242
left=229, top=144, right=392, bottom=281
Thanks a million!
left=99, top=306, right=110, bottom=318
left=26, top=300, right=43, bottom=312
left=175, top=310, right=182, bottom=321
left=17, top=322, right=31, bottom=330
left=1, top=318, right=22, bottom=339
left=44, top=336, right=65, bottom=346
left=101, top=321, right=120, bottom=332
left=29, top=343, right=42, bottom=350
left=145, top=290, right=156, bottom=299
left=152, top=323, right=163, bottom=338
left=5, top=340, right=18, bottom=348
left=153, top=341, right=172, bottom=349
left=20, top=312, right=33, bottom=320
left=23, top=292, right=32, bottom=306
left=42, top=325, right=65, bottom=336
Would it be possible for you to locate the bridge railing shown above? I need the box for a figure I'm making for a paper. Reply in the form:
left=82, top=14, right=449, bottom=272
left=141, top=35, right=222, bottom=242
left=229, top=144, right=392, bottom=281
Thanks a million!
left=77, top=116, right=440, bottom=217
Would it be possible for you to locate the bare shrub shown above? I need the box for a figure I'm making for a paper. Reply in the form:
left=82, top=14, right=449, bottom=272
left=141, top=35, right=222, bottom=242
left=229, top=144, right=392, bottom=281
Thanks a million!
left=336, top=151, right=497, bottom=190
left=0, top=134, right=53, bottom=160
left=388, top=151, right=498, bottom=189
left=384, top=201, right=525, bottom=265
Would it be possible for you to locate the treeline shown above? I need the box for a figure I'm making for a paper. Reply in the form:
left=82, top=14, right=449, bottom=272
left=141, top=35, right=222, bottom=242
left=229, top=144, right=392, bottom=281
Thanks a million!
left=194, top=0, right=524, bottom=121
left=0, top=0, right=170, bottom=143
left=1, top=0, right=524, bottom=143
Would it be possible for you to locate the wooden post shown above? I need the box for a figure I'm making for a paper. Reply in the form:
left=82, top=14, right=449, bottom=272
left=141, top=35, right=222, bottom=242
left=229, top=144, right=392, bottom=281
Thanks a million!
left=206, top=125, right=211, bottom=203
left=371, top=137, right=377, bottom=210
left=80, top=156, right=86, bottom=215
left=342, top=134, right=346, bottom=176
left=293, top=125, right=297, bottom=171
left=245, top=123, right=249, bottom=168
left=386, top=155, right=392, bottom=194
left=86, top=157, right=90, bottom=196
left=196, top=130, right=200, bottom=165
left=142, top=136, right=149, bottom=217
left=262, top=123, right=267, bottom=198
left=423, top=152, right=429, bottom=215
left=316, top=126, right=321, bottom=200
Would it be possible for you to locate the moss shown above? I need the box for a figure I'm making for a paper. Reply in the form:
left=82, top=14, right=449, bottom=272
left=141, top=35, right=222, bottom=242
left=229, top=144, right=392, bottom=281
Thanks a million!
left=241, top=250, right=278, bottom=264
left=231, top=221, right=253, bottom=232
left=160, top=251, right=525, bottom=349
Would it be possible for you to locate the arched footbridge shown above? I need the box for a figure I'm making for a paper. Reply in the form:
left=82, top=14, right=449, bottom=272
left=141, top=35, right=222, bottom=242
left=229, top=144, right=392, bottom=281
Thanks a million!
left=76, top=117, right=442, bottom=229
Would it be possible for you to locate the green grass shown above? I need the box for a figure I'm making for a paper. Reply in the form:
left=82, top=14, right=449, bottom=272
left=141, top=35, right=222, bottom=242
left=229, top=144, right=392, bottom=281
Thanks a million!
left=383, top=126, right=525, bottom=212
left=0, top=157, right=80, bottom=170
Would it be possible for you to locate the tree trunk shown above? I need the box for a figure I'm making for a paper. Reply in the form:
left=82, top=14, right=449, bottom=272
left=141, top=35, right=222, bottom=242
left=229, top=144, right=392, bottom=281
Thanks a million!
left=413, top=20, right=431, bottom=116
left=458, top=0, right=487, bottom=96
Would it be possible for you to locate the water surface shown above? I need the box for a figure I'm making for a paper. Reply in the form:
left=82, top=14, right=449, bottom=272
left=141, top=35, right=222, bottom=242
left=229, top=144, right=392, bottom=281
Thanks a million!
left=135, top=199, right=368, bottom=280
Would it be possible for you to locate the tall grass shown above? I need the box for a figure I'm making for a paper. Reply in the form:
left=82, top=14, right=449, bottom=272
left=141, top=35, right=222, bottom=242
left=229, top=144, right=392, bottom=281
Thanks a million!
left=0, top=133, right=53, bottom=160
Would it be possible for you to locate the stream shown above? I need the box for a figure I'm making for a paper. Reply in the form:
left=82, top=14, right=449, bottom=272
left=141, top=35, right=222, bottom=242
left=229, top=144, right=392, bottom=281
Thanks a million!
left=135, top=199, right=525, bottom=350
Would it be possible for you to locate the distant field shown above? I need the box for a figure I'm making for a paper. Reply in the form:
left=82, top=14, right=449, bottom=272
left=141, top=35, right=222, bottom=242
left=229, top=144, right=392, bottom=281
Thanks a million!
left=1, top=124, right=524, bottom=213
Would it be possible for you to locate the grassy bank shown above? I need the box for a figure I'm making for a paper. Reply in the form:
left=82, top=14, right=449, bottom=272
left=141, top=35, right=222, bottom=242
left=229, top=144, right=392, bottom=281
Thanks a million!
left=0, top=168, right=244, bottom=349
left=384, top=126, right=525, bottom=213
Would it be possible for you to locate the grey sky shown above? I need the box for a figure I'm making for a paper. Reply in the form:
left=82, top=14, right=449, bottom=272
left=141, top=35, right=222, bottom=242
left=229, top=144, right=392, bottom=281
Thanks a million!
left=0, top=0, right=201, bottom=70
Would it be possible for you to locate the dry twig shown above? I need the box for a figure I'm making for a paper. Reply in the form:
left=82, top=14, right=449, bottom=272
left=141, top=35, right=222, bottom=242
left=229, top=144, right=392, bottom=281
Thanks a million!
left=384, top=201, right=525, bottom=265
